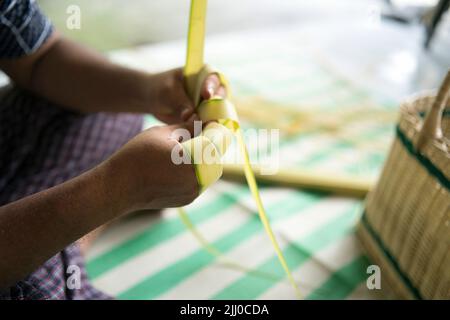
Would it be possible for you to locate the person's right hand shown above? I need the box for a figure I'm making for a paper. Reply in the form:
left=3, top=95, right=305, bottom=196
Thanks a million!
left=143, top=68, right=228, bottom=124
left=102, top=122, right=200, bottom=214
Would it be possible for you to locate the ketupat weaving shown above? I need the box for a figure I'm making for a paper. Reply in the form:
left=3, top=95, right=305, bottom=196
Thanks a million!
left=85, top=27, right=397, bottom=299
left=180, top=0, right=300, bottom=297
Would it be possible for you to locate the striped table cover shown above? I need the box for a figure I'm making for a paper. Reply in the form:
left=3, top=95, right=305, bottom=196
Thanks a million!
left=85, top=27, right=397, bottom=300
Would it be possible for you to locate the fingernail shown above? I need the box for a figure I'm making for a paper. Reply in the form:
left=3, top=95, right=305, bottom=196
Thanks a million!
left=207, top=83, right=215, bottom=97
left=181, top=107, right=192, bottom=120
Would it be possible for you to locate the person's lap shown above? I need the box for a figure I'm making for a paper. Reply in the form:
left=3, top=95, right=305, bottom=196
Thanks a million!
left=0, top=85, right=143, bottom=299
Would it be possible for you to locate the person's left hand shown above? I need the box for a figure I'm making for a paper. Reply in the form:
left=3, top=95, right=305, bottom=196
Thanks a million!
left=146, top=68, right=227, bottom=124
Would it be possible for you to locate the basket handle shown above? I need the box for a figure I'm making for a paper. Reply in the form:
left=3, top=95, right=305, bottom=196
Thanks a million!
left=416, top=70, right=450, bottom=152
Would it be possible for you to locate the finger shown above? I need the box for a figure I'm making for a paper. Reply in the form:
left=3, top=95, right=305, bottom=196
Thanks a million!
left=201, top=74, right=221, bottom=100
left=167, top=120, right=197, bottom=141
left=171, top=69, right=196, bottom=120
left=180, top=107, right=195, bottom=121
left=216, top=85, right=227, bottom=98
left=177, top=94, right=195, bottom=121
left=186, top=112, right=200, bottom=123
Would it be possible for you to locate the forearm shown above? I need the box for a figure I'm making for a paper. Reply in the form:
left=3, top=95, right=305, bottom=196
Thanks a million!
left=0, top=33, right=201, bottom=121
left=28, top=37, right=152, bottom=113
left=0, top=161, right=127, bottom=288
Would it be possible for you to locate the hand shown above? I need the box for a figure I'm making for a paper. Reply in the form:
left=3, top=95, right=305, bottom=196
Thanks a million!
left=146, top=68, right=227, bottom=124
left=104, top=121, right=200, bottom=212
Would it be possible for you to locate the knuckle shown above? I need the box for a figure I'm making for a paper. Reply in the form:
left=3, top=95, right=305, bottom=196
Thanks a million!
left=161, top=80, right=173, bottom=97
left=180, top=188, right=200, bottom=206
left=181, top=166, right=200, bottom=202
left=173, top=68, right=184, bottom=80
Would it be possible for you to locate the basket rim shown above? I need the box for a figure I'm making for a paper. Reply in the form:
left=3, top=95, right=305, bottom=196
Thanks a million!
left=395, top=91, right=450, bottom=186
left=400, top=91, right=450, bottom=153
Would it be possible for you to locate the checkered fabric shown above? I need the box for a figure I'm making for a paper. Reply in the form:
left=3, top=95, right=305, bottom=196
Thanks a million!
left=0, top=0, right=53, bottom=58
left=0, top=85, right=143, bottom=299
left=0, top=0, right=144, bottom=299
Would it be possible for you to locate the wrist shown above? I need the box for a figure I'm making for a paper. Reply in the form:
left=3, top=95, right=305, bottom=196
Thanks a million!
left=98, top=144, right=157, bottom=215
left=93, top=159, right=134, bottom=218
left=133, top=71, right=155, bottom=114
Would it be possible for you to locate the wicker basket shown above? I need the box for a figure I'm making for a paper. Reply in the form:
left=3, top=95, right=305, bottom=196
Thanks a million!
left=357, top=71, right=450, bottom=300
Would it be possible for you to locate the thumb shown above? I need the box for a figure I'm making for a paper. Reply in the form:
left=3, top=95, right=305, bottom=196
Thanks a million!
left=166, top=120, right=201, bottom=143
left=201, top=74, right=221, bottom=99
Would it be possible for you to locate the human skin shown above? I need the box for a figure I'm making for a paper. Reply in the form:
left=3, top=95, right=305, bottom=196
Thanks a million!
left=0, top=32, right=226, bottom=288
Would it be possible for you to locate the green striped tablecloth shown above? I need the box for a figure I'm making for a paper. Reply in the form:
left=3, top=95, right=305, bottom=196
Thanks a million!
left=86, top=27, right=398, bottom=299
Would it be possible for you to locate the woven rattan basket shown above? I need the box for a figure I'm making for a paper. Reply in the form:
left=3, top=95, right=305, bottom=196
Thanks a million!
left=357, top=71, right=450, bottom=300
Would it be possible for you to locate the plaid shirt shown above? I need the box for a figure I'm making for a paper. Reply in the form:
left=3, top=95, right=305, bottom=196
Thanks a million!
left=0, top=0, right=143, bottom=299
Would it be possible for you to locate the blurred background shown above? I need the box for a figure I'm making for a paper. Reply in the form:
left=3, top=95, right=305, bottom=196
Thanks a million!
left=40, top=0, right=392, bottom=50
left=37, top=0, right=450, bottom=100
